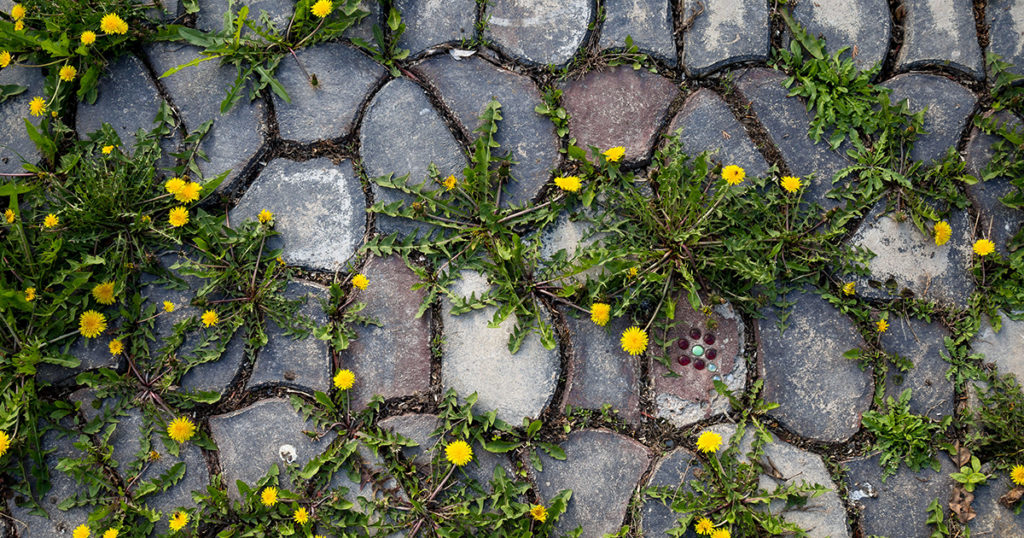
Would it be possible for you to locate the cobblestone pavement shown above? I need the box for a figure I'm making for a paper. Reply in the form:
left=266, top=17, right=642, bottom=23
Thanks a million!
left=3, top=0, right=1024, bottom=536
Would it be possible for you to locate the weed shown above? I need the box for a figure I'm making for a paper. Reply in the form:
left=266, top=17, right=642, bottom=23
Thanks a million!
left=861, top=388, right=953, bottom=480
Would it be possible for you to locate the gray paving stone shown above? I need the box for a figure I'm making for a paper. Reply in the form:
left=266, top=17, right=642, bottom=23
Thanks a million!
left=757, top=288, right=872, bottom=443
left=987, top=0, right=1024, bottom=77
left=273, top=43, right=384, bottom=143
left=972, top=312, right=1024, bottom=386
left=345, top=0, right=381, bottom=43
left=561, top=311, right=641, bottom=425
left=965, top=110, right=1024, bottom=256
left=845, top=201, right=975, bottom=307
left=415, top=54, right=559, bottom=207
left=599, top=0, right=677, bottom=66
left=37, top=331, right=122, bottom=386
left=652, top=297, right=746, bottom=427
left=896, top=0, right=984, bottom=79
left=666, top=88, right=770, bottom=178
left=880, top=317, right=955, bottom=420
left=6, top=427, right=92, bottom=538
left=845, top=452, right=956, bottom=538
left=881, top=73, right=976, bottom=164
left=76, top=54, right=167, bottom=151
left=230, top=158, right=366, bottom=271
left=144, top=42, right=267, bottom=193
left=378, top=413, right=440, bottom=466
left=195, top=0, right=293, bottom=34
left=969, top=480, right=1024, bottom=534
left=0, top=65, right=45, bottom=174
left=208, top=398, right=335, bottom=499
left=682, top=0, right=769, bottom=77
left=179, top=329, right=247, bottom=393
left=536, top=209, right=610, bottom=286
left=485, top=0, right=593, bottom=66
left=341, top=255, right=432, bottom=409
left=394, top=0, right=476, bottom=55
left=562, top=66, right=680, bottom=163
left=790, top=0, right=891, bottom=73
left=441, top=270, right=560, bottom=425
left=534, top=429, right=650, bottom=536
left=247, top=281, right=330, bottom=392
left=640, top=448, right=701, bottom=537
left=735, top=68, right=853, bottom=209
left=360, top=77, right=467, bottom=236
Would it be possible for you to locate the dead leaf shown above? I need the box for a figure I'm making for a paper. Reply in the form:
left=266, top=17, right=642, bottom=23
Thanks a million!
left=950, top=485, right=976, bottom=523
left=721, top=130, right=732, bottom=140
left=999, top=486, right=1024, bottom=509
left=956, top=443, right=970, bottom=467
left=852, top=45, right=859, bottom=59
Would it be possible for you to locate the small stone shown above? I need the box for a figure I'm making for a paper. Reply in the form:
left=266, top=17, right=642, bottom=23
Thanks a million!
left=758, top=288, right=872, bottom=443
left=485, top=0, right=592, bottom=65
left=562, top=66, right=680, bottom=163
left=534, top=429, right=650, bottom=536
left=790, top=0, right=891, bottom=73
left=273, top=43, right=384, bottom=143
left=972, top=312, right=1024, bottom=386
left=965, top=110, right=1024, bottom=255
left=969, top=480, right=1024, bottom=535
left=230, top=158, right=366, bottom=271
left=561, top=310, right=642, bottom=425
left=986, top=1, right=1024, bottom=77
left=879, top=317, right=955, bottom=420
left=195, top=0, right=293, bottom=34
left=75, top=54, right=172, bottom=153
left=896, top=0, right=984, bottom=79
left=0, top=65, right=45, bottom=174
left=247, top=281, right=331, bottom=392
left=394, top=0, right=476, bottom=55
left=880, top=73, right=976, bottom=164
left=845, top=201, right=975, bottom=307
left=599, top=0, right=677, bottom=65
left=682, top=0, right=769, bottom=76
left=639, top=448, right=702, bottom=535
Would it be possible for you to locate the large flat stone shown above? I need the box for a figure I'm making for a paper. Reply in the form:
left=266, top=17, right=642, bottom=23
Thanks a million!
left=341, top=255, right=432, bottom=409
left=534, top=429, right=650, bottom=536
left=845, top=452, right=956, bottom=538
left=6, top=426, right=92, bottom=538
left=415, top=54, right=559, bottom=207
left=896, top=0, right=984, bottom=79
left=965, top=110, right=1024, bottom=255
left=682, top=0, right=769, bottom=77
left=652, top=298, right=746, bottom=428
left=640, top=447, right=702, bottom=536
left=972, top=312, right=1024, bottom=386
left=208, top=398, right=334, bottom=499
left=599, top=0, right=677, bottom=66
left=230, top=158, right=366, bottom=271
left=0, top=65, right=45, bottom=173
left=144, top=43, right=268, bottom=193
left=757, top=289, right=872, bottom=443
left=880, top=317, right=955, bottom=420
left=195, top=0, right=293, bottom=33
left=735, top=68, right=851, bottom=209
left=666, top=88, right=770, bottom=177
left=440, top=270, right=560, bottom=425
left=562, top=66, right=680, bottom=163
left=790, top=0, right=891, bottom=73
left=360, top=77, right=467, bottom=236
left=484, top=0, right=592, bottom=66
left=881, top=73, right=976, bottom=164
left=273, top=43, right=384, bottom=143
left=76, top=54, right=168, bottom=151
left=561, top=310, right=641, bottom=425
left=394, top=0, right=476, bottom=55
left=247, top=281, right=330, bottom=392
left=987, top=0, right=1024, bottom=77
left=969, top=480, right=1024, bottom=534
left=845, top=201, right=975, bottom=307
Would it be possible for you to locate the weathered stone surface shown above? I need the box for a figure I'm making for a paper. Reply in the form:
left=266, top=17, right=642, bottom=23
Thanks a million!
left=970, top=480, right=1024, bottom=534
left=6, top=426, right=92, bottom=538
left=880, top=317, right=955, bottom=420
left=0, top=65, right=45, bottom=174
left=896, top=0, right=984, bottom=79
left=682, top=0, right=769, bottom=77
left=378, top=413, right=440, bottom=466
left=972, top=312, right=1024, bottom=386
left=535, top=429, right=650, bottom=536
left=230, top=158, right=366, bottom=271
left=758, top=289, right=872, bottom=442
left=535, top=209, right=610, bottom=287
left=273, top=43, right=384, bottom=143
left=667, top=89, right=770, bottom=177
left=76, top=54, right=167, bottom=150
left=640, top=448, right=702, bottom=537
left=881, top=73, right=976, bottom=163
left=179, top=330, right=247, bottom=393
left=209, top=398, right=334, bottom=499
left=37, top=332, right=122, bottom=386
left=845, top=452, right=956, bottom=538
left=195, top=0, right=293, bottom=33
left=562, top=66, right=679, bottom=163
left=247, top=281, right=330, bottom=392
left=965, top=110, right=1024, bottom=255
left=341, top=255, right=432, bottom=409
left=394, top=0, right=476, bottom=55
left=485, top=0, right=592, bottom=66
left=561, top=311, right=641, bottom=425
left=735, top=68, right=851, bottom=209
left=345, top=0, right=381, bottom=43
left=987, top=0, right=1024, bottom=77
left=653, top=298, right=746, bottom=428
left=144, top=43, right=267, bottom=193
left=360, top=77, right=467, bottom=236
left=600, top=0, right=677, bottom=66
left=415, top=54, right=559, bottom=207
left=441, top=270, right=560, bottom=425
left=790, top=0, right=891, bottom=73
left=846, top=201, right=975, bottom=307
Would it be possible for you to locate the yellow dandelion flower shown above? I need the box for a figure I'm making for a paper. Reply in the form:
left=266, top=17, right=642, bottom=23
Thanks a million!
left=780, top=175, right=802, bottom=193
left=876, top=318, right=889, bottom=333
left=102, top=529, right=118, bottom=538
left=108, top=339, right=123, bottom=356
left=163, top=301, right=175, bottom=312
left=100, top=13, right=128, bottom=35
left=620, top=326, right=648, bottom=356
left=29, top=96, right=46, bottom=117
left=73, top=524, right=90, bottom=538
left=711, top=529, right=730, bottom=538
left=79, top=310, right=106, bottom=339
left=92, top=281, right=116, bottom=305
left=602, top=146, right=625, bottom=162
left=529, top=504, right=547, bottom=522
left=261, top=486, right=278, bottom=507
left=293, top=506, right=309, bottom=524
left=311, top=0, right=333, bottom=18
left=168, top=206, right=189, bottom=227
left=696, top=431, right=723, bottom=454
left=722, top=165, right=745, bottom=186
left=59, top=65, right=77, bottom=82
left=3, top=209, right=11, bottom=224
left=167, top=416, right=196, bottom=443
left=257, top=209, right=273, bottom=223
left=628, top=266, right=639, bottom=278
left=101, top=144, right=114, bottom=155
left=168, top=511, right=188, bottom=532
left=974, top=239, right=995, bottom=256
left=842, top=282, right=856, bottom=296
left=0, top=430, right=9, bottom=457
left=445, top=440, right=473, bottom=466
left=554, top=175, right=582, bottom=192
left=352, top=273, right=369, bottom=290
left=934, top=221, right=951, bottom=246
left=590, top=303, right=610, bottom=326
left=333, top=369, right=355, bottom=391
left=695, top=517, right=714, bottom=535
left=1011, top=464, right=1024, bottom=486
left=201, top=309, right=219, bottom=327
left=81, top=31, right=96, bottom=45
left=13, top=20, right=23, bottom=31
left=43, top=213, right=58, bottom=228
left=0, top=51, right=11, bottom=68
left=24, top=287, right=35, bottom=301
left=443, top=174, right=457, bottom=191
left=10, top=3, right=25, bottom=20
left=164, top=177, right=186, bottom=194
left=175, top=182, right=201, bottom=203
